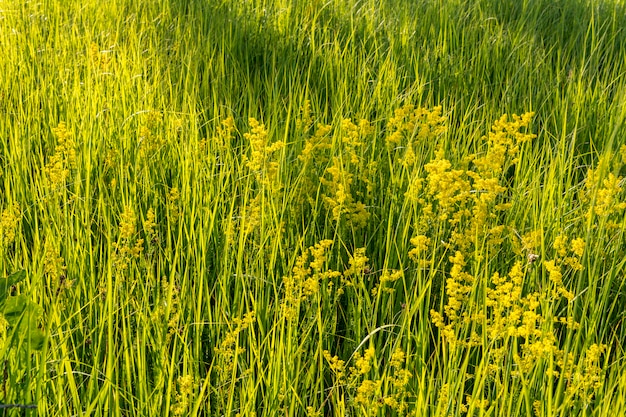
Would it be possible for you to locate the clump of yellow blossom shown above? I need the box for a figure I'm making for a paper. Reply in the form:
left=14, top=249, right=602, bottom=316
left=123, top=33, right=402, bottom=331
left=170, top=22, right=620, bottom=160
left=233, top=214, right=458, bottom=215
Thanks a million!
left=323, top=345, right=412, bottom=414
left=590, top=172, right=626, bottom=217
left=382, top=347, right=413, bottom=413
left=564, top=344, right=608, bottom=404
left=472, top=112, right=535, bottom=176
left=213, top=311, right=256, bottom=387
left=409, top=113, right=533, bottom=258
left=143, top=208, right=157, bottom=240
left=539, top=233, right=587, bottom=303
left=583, top=154, right=626, bottom=229
left=298, top=123, right=332, bottom=168
left=170, top=375, right=195, bottom=416
left=138, top=111, right=165, bottom=160
left=215, top=115, right=236, bottom=150
left=43, top=238, right=73, bottom=294
left=305, top=406, right=321, bottom=417
left=436, top=383, right=458, bottom=417
left=323, top=350, right=346, bottom=382
left=408, top=234, right=431, bottom=262
left=376, top=268, right=404, bottom=295
left=430, top=233, right=584, bottom=386
left=0, top=202, right=20, bottom=250
left=0, top=315, right=9, bottom=350
left=149, top=276, right=182, bottom=343
left=242, top=118, right=284, bottom=189
left=112, top=205, right=144, bottom=271
left=166, top=186, right=181, bottom=224
left=44, top=122, right=76, bottom=190
left=431, top=251, right=475, bottom=347
left=198, top=116, right=236, bottom=155
left=238, top=118, right=285, bottom=239
left=316, top=117, right=376, bottom=229
left=88, top=42, right=110, bottom=71
left=282, top=240, right=341, bottom=321
left=321, top=157, right=370, bottom=228
left=385, top=104, right=447, bottom=168
left=344, top=247, right=369, bottom=278
left=465, top=395, right=490, bottom=414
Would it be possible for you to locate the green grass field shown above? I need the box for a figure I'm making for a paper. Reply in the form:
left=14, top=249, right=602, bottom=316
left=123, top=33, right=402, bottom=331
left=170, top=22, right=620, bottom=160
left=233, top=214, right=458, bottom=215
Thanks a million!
left=1, top=0, right=626, bottom=415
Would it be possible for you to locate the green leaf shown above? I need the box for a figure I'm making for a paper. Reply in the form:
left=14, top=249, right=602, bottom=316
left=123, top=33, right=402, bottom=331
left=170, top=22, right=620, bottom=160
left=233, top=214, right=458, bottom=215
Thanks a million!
left=0, top=270, right=26, bottom=309
left=2, top=295, right=45, bottom=352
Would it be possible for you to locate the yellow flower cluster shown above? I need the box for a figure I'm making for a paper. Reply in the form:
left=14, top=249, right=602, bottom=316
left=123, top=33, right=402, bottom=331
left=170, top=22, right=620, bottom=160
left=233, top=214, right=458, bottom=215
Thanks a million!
left=295, top=103, right=378, bottom=229
left=585, top=169, right=626, bottom=223
left=428, top=227, right=598, bottom=406
left=294, top=122, right=334, bottom=214
left=112, top=205, right=144, bottom=271
left=43, top=238, right=72, bottom=294
left=381, top=348, right=413, bottom=413
left=473, top=112, right=535, bottom=175
left=435, top=383, right=452, bottom=417
left=352, top=346, right=376, bottom=375
left=241, top=195, right=262, bottom=237
left=323, top=350, right=346, bottom=381
left=0, top=202, right=20, bottom=250
left=149, top=276, right=182, bottom=342
left=564, top=343, right=608, bottom=404
left=430, top=251, right=475, bottom=347
left=543, top=233, right=586, bottom=301
left=408, top=235, right=431, bottom=262
left=385, top=104, right=447, bottom=167
left=298, top=123, right=333, bottom=168
left=138, top=111, right=165, bottom=160
left=213, top=311, right=256, bottom=383
left=581, top=149, right=626, bottom=231
left=295, top=100, right=314, bottom=133
left=543, top=260, right=575, bottom=301
left=485, top=262, right=525, bottom=338
left=375, top=268, right=404, bottom=295
left=197, top=116, right=236, bottom=157
left=344, top=247, right=369, bottom=278
left=318, top=119, right=375, bottom=229
left=354, top=379, right=381, bottom=407
left=141, top=208, right=159, bottom=258
left=519, top=229, right=542, bottom=258
left=44, top=122, right=76, bottom=189
left=422, top=150, right=471, bottom=223
left=321, top=157, right=370, bottom=228
left=237, top=118, right=285, bottom=238
left=88, top=42, right=110, bottom=71
left=323, top=345, right=412, bottom=414
left=282, top=240, right=340, bottom=321
left=0, top=315, right=9, bottom=350
left=143, top=208, right=157, bottom=241
left=407, top=113, right=535, bottom=256
left=466, top=395, right=489, bottom=411
left=215, top=116, right=236, bottom=150
left=167, top=187, right=181, bottom=224
left=243, top=118, right=284, bottom=190
left=305, top=406, right=321, bottom=417
left=341, top=118, right=373, bottom=165
left=170, top=375, right=195, bottom=416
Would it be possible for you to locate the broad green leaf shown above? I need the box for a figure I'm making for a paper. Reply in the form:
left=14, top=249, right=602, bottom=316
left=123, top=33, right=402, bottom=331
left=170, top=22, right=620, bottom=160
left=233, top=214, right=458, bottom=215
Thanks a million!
left=0, top=270, right=26, bottom=309
left=2, top=295, right=45, bottom=352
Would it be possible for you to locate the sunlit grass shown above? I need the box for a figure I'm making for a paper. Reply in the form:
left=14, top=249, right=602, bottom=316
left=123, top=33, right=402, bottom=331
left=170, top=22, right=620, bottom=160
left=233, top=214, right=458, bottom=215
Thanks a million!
left=1, top=0, right=626, bottom=416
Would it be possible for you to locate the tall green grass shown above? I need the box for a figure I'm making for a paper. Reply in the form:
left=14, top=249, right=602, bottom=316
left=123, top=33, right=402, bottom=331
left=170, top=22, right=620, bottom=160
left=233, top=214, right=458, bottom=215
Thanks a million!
left=1, top=0, right=626, bottom=415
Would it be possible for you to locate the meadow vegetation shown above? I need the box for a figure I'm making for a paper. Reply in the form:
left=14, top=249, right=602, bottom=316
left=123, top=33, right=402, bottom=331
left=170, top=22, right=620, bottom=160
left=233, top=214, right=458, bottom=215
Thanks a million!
left=1, top=0, right=626, bottom=415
